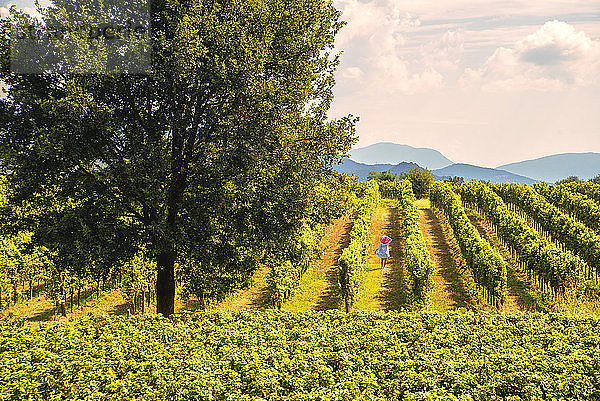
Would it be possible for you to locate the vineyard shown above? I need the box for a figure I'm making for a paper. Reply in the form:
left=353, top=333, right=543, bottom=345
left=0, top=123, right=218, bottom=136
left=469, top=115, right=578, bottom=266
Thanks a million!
left=3, top=177, right=600, bottom=398
left=4, top=179, right=600, bottom=316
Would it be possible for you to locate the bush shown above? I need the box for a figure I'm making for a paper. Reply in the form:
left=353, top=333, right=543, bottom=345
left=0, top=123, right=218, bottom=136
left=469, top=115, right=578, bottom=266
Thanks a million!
left=402, top=168, right=435, bottom=199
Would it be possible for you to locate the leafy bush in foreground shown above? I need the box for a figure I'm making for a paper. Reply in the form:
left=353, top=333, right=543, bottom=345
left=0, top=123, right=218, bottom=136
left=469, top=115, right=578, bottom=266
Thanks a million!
left=2, top=311, right=600, bottom=400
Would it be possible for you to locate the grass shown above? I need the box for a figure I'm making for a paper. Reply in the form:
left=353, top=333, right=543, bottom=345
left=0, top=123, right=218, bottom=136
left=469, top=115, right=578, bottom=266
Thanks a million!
left=416, top=199, right=478, bottom=311
left=284, top=217, right=353, bottom=312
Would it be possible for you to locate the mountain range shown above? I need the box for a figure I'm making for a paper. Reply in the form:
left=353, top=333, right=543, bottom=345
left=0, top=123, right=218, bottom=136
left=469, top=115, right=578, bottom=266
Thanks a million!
left=336, top=143, right=600, bottom=183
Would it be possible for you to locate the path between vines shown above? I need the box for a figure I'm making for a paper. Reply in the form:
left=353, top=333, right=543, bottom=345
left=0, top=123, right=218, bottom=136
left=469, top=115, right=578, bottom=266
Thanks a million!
left=417, top=200, right=473, bottom=311
left=353, top=200, right=410, bottom=311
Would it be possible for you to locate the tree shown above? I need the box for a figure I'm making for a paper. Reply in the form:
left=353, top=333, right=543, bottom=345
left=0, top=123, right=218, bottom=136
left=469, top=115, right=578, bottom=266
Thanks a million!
left=402, top=168, right=435, bottom=199
left=367, top=170, right=398, bottom=182
left=0, top=0, right=357, bottom=316
left=556, top=176, right=580, bottom=185
left=590, top=175, right=600, bottom=185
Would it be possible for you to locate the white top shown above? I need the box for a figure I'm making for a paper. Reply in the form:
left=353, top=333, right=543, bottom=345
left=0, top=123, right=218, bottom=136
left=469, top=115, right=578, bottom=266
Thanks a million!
left=376, top=239, right=392, bottom=258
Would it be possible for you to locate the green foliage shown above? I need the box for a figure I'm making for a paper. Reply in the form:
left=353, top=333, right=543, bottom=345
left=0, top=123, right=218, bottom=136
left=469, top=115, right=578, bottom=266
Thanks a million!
left=591, top=175, right=600, bottom=185
left=120, top=250, right=156, bottom=305
left=556, top=176, right=581, bottom=185
left=536, top=182, right=600, bottom=232
left=367, top=170, right=398, bottom=183
left=459, top=181, right=581, bottom=293
left=385, top=180, right=434, bottom=301
left=431, top=181, right=507, bottom=306
left=0, top=0, right=357, bottom=315
left=493, top=183, right=600, bottom=276
left=563, top=181, right=600, bottom=205
left=3, top=312, right=600, bottom=399
left=267, top=221, right=324, bottom=308
left=401, top=168, right=434, bottom=199
left=338, top=180, right=380, bottom=310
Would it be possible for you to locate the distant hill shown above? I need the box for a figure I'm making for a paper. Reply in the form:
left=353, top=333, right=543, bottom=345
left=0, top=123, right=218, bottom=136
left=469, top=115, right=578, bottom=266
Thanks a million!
left=334, top=159, right=422, bottom=181
left=433, top=164, right=536, bottom=184
left=334, top=159, right=535, bottom=184
left=498, top=153, right=600, bottom=183
left=350, top=143, right=453, bottom=170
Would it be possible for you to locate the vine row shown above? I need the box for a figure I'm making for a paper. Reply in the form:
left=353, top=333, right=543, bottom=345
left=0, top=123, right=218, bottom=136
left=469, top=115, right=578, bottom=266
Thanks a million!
left=431, top=181, right=507, bottom=306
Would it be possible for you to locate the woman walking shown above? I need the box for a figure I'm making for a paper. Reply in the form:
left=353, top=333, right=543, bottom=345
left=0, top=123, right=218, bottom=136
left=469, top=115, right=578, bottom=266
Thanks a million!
left=375, top=235, right=392, bottom=268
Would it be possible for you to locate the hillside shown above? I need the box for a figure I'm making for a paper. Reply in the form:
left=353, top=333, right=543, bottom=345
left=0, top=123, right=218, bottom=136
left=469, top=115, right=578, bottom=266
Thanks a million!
left=349, top=143, right=453, bottom=170
left=335, top=159, right=537, bottom=183
left=498, top=153, right=600, bottom=183
left=433, top=163, right=537, bottom=184
left=334, top=158, right=422, bottom=180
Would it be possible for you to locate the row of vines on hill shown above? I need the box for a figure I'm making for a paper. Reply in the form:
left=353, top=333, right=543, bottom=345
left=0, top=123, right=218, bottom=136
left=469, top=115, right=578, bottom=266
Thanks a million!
left=338, top=180, right=380, bottom=312
left=458, top=181, right=582, bottom=293
left=563, top=181, right=600, bottom=204
left=431, top=181, right=507, bottom=307
left=380, top=180, right=434, bottom=302
left=492, top=183, right=600, bottom=277
left=534, top=182, right=600, bottom=232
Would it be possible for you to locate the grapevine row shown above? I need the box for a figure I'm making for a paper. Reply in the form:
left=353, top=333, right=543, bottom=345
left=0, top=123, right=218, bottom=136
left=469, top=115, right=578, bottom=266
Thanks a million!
left=430, top=181, right=507, bottom=306
left=492, top=183, right=600, bottom=276
left=338, top=180, right=380, bottom=312
left=534, top=182, right=600, bottom=232
left=563, top=181, right=600, bottom=204
left=458, top=181, right=581, bottom=293
left=266, top=222, right=324, bottom=309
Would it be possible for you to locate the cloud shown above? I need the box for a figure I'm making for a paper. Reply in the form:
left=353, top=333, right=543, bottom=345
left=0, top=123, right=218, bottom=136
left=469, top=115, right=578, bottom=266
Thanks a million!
left=461, top=21, right=600, bottom=92
left=421, top=29, right=465, bottom=70
left=0, top=7, right=8, bottom=18
left=335, top=0, right=448, bottom=95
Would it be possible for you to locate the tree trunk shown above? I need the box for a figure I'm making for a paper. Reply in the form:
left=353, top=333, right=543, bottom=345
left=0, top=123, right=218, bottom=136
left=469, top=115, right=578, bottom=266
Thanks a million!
left=156, top=250, right=176, bottom=316
left=141, top=290, right=145, bottom=314
left=132, top=293, right=136, bottom=315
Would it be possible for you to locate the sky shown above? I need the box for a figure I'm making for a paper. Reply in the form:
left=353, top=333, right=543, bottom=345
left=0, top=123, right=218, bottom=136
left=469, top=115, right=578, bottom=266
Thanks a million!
left=2, top=0, right=600, bottom=167
left=330, top=0, right=600, bottom=167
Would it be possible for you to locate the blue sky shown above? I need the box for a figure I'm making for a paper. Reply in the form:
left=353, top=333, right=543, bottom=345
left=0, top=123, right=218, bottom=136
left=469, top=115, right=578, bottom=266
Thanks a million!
left=330, top=0, right=600, bottom=166
left=3, top=0, right=600, bottom=167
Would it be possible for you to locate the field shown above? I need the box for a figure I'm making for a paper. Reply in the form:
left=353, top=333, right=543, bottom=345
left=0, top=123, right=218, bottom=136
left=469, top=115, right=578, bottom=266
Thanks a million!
left=2, top=312, right=600, bottom=400
left=3, top=180, right=600, bottom=400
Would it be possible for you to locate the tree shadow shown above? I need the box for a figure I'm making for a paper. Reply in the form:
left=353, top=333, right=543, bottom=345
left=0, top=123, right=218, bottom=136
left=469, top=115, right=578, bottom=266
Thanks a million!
left=28, top=305, right=57, bottom=322
left=246, top=284, right=273, bottom=310
left=378, top=206, right=411, bottom=311
left=312, top=221, right=353, bottom=311
left=421, top=208, right=473, bottom=309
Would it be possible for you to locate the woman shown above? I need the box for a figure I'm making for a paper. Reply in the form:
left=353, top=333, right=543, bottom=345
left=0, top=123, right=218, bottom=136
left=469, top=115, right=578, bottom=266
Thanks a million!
left=375, top=235, right=392, bottom=268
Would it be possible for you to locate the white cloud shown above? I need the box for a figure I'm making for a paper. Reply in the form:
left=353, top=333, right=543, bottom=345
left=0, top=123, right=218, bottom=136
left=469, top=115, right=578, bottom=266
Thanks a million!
left=0, top=7, right=9, bottom=18
left=421, top=30, right=465, bottom=70
left=335, top=0, right=448, bottom=95
left=462, top=21, right=600, bottom=92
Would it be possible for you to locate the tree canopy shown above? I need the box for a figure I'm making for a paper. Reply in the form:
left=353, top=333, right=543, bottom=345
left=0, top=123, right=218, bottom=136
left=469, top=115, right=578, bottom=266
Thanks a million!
left=0, top=0, right=357, bottom=315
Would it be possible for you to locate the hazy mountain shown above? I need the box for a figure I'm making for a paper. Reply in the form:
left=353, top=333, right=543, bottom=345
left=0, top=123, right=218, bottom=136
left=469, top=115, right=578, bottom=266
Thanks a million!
left=334, top=159, right=534, bottom=184
left=433, top=164, right=536, bottom=184
left=334, top=159, right=422, bottom=180
left=498, top=153, right=600, bottom=183
left=350, top=143, right=453, bottom=170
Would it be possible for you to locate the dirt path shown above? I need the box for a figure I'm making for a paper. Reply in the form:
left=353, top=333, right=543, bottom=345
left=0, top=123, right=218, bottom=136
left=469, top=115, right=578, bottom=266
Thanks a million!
left=284, top=217, right=352, bottom=312
left=465, top=208, right=540, bottom=312
left=353, top=201, right=410, bottom=311
left=418, top=203, right=473, bottom=311
left=215, top=266, right=271, bottom=312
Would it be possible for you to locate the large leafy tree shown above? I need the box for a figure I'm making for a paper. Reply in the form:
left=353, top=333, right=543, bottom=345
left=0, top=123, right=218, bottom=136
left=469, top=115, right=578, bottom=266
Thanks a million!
left=0, top=0, right=356, bottom=315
